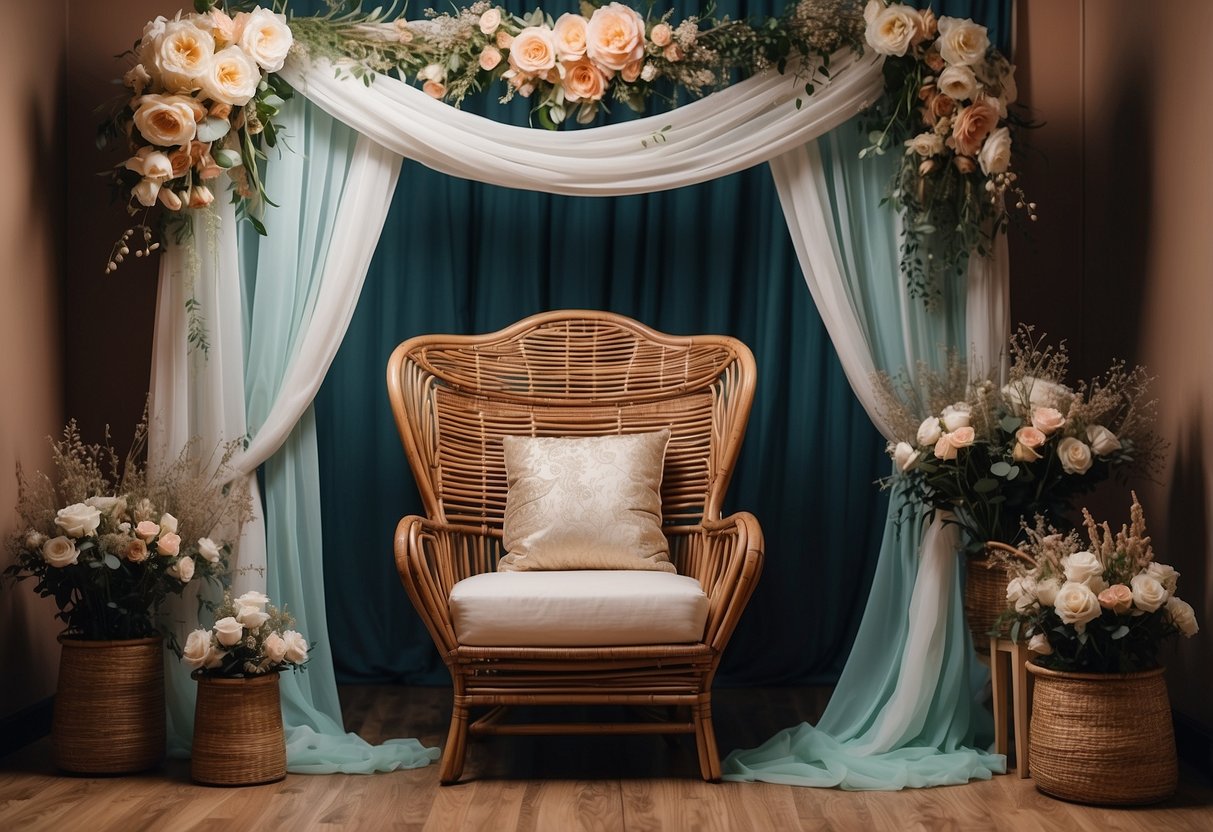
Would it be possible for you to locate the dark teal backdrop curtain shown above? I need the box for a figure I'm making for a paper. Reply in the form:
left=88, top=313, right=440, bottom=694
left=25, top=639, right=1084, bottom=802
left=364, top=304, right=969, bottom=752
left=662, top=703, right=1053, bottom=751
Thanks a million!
left=310, top=0, right=1011, bottom=686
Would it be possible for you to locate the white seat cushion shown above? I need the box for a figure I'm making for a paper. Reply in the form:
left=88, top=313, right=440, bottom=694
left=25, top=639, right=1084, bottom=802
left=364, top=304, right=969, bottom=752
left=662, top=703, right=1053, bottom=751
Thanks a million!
left=449, top=570, right=709, bottom=647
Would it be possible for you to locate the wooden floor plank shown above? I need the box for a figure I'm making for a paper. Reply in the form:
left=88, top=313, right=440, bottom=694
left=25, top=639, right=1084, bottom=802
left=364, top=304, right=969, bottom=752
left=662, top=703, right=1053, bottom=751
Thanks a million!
left=0, top=685, right=1208, bottom=831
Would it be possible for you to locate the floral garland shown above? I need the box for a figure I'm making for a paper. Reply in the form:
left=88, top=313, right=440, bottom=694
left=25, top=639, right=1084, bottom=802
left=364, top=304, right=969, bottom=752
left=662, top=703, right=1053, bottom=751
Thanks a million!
left=99, top=0, right=1030, bottom=311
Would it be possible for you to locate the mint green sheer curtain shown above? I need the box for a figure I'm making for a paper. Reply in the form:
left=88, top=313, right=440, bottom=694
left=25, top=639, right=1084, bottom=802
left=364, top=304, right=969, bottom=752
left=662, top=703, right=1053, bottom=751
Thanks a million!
left=233, top=101, right=438, bottom=772
left=720, top=123, right=1004, bottom=788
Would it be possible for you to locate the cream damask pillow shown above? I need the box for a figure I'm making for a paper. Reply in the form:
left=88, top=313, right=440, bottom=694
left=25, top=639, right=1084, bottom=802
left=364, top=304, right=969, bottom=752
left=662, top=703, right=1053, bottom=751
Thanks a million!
left=499, top=431, right=674, bottom=573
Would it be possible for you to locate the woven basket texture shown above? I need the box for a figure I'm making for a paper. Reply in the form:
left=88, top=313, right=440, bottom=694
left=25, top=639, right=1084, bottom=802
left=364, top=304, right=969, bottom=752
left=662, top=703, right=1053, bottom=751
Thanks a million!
left=191, top=672, right=286, bottom=786
left=1027, top=663, right=1177, bottom=805
left=964, top=542, right=1033, bottom=652
left=52, top=637, right=165, bottom=774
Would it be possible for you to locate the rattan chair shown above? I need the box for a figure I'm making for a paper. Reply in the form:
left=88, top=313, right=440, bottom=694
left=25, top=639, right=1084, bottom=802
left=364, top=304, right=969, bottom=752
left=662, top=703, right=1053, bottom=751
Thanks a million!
left=387, top=310, right=764, bottom=783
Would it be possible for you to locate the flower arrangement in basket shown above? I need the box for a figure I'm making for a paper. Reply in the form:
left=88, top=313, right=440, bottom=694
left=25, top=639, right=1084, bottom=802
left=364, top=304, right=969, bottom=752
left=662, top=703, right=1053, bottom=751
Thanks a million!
left=1001, top=495, right=1198, bottom=672
left=183, top=590, right=308, bottom=676
left=3, top=418, right=248, bottom=644
left=877, top=327, right=1163, bottom=553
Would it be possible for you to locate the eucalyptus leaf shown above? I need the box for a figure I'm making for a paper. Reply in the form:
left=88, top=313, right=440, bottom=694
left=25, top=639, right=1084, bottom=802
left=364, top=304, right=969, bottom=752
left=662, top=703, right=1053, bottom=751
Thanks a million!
left=1000, top=415, right=1022, bottom=433
left=1005, top=465, right=1020, bottom=480
left=212, top=148, right=242, bottom=169
left=990, top=461, right=1012, bottom=477
left=1110, top=625, right=1130, bottom=640
left=973, top=478, right=999, bottom=494
left=103, top=554, right=121, bottom=570
left=196, top=117, right=231, bottom=143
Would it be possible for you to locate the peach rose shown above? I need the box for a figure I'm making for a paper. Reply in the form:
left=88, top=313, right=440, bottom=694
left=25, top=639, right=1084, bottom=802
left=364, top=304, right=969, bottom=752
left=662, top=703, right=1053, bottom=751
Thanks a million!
left=553, top=13, right=588, bottom=60
left=621, top=59, right=642, bottom=83
left=948, top=425, right=976, bottom=449
left=864, top=4, right=921, bottom=57
left=157, top=531, right=182, bottom=556
left=930, top=92, right=956, bottom=120
left=1012, top=441, right=1041, bottom=462
left=1056, top=437, right=1093, bottom=475
left=933, top=432, right=958, bottom=461
left=202, top=45, right=261, bottom=106
left=135, top=520, right=161, bottom=542
left=423, top=79, right=446, bottom=99
left=496, top=30, right=514, bottom=49
left=196, top=153, right=223, bottom=180
left=950, top=98, right=999, bottom=156
left=209, top=8, right=237, bottom=46
left=479, top=46, right=503, bottom=72
left=508, top=26, right=558, bottom=75
left=562, top=58, right=607, bottom=102
left=125, top=538, right=149, bottom=563
left=155, top=19, right=215, bottom=93
left=1097, top=584, right=1133, bottom=614
left=133, top=94, right=201, bottom=147
left=238, top=7, right=293, bottom=73
left=187, top=185, right=214, bottom=208
left=917, top=8, right=938, bottom=40
left=586, top=2, right=646, bottom=72
left=924, top=47, right=945, bottom=72
left=1031, top=406, right=1066, bottom=435
left=649, top=22, right=672, bottom=48
left=663, top=43, right=684, bottom=63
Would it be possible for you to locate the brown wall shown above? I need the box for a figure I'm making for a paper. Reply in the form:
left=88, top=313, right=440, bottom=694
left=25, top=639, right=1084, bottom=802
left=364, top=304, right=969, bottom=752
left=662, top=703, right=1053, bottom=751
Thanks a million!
left=1012, top=0, right=1213, bottom=733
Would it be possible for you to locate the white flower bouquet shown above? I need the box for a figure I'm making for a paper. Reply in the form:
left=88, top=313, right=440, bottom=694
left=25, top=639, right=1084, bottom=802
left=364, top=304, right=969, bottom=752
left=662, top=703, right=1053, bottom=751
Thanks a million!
left=1001, top=495, right=1198, bottom=673
left=183, top=591, right=309, bottom=676
left=4, top=419, right=247, bottom=643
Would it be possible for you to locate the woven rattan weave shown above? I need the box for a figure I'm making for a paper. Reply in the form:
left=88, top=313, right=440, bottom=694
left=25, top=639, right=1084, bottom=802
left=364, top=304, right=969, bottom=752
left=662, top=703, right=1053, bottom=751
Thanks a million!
left=388, top=310, right=764, bottom=783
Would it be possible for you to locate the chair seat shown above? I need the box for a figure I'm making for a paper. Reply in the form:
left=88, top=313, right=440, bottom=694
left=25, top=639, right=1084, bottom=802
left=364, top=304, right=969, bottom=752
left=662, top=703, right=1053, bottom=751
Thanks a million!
left=449, top=570, right=709, bottom=647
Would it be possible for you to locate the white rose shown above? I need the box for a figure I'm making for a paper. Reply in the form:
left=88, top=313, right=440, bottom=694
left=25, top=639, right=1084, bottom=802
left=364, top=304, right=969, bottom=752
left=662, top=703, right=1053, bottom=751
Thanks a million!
left=1061, top=550, right=1105, bottom=588
left=264, top=631, right=288, bottom=664
left=182, top=628, right=215, bottom=669
left=42, top=536, right=79, bottom=568
left=138, top=15, right=169, bottom=72
left=865, top=5, right=921, bottom=57
left=1146, top=562, right=1179, bottom=594
left=169, top=555, right=195, bottom=583
left=202, top=45, right=261, bottom=106
left=1054, top=581, right=1102, bottom=630
left=1027, top=633, right=1053, bottom=655
left=133, top=93, right=201, bottom=146
left=916, top=416, right=942, bottom=446
left=938, top=65, right=978, bottom=101
left=236, top=590, right=270, bottom=609
left=1165, top=596, right=1199, bottom=637
left=585, top=3, right=646, bottom=71
left=1086, top=424, right=1122, bottom=456
left=940, top=403, right=971, bottom=431
left=904, top=131, right=945, bottom=157
left=1001, top=376, right=1072, bottom=413
left=479, top=8, right=502, bottom=35
left=1035, top=576, right=1061, bottom=607
left=1005, top=575, right=1038, bottom=614
left=978, top=126, right=1012, bottom=175
left=238, top=7, right=293, bottom=73
left=937, top=16, right=989, bottom=66
left=1130, top=573, right=1168, bottom=613
left=85, top=495, right=127, bottom=518
left=281, top=630, right=308, bottom=664
left=1057, top=437, right=1093, bottom=475
left=158, top=512, right=179, bottom=534
left=197, top=537, right=222, bottom=564
left=236, top=603, right=270, bottom=629
left=892, top=441, right=920, bottom=472
left=863, top=0, right=883, bottom=25
left=54, top=503, right=102, bottom=538
left=155, top=19, right=215, bottom=93
left=213, top=616, right=245, bottom=647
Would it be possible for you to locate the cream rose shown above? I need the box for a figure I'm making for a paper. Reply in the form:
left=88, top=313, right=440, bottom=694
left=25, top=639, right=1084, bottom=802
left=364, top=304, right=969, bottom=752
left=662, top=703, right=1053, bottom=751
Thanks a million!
left=1130, top=573, right=1168, bottom=613
left=937, top=16, right=989, bottom=66
left=155, top=19, right=215, bottom=93
left=905, top=131, right=944, bottom=157
left=863, top=0, right=882, bottom=24
left=202, top=45, right=261, bottom=106
left=235, top=602, right=270, bottom=629
left=950, top=98, right=999, bottom=158
left=42, top=536, right=79, bottom=568
left=1165, top=596, right=1199, bottom=637
left=157, top=532, right=182, bottom=557
left=1061, top=550, right=1105, bottom=588
left=562, top=58, right=608, bottom=102
left=182, top=628, right=215, bottom=669
left=1097, top=583, right=1133, bottom=614
left=1146, top=562, right=1179, bottom=594
left=236, top=590, right=270, bottom=609
left=1086, top=424, right=1121, bottom=456
left=209, top=8, right=238, bottom=46
left=55, top=503, right=102, bottom=538
left=553, top=13, right=589, bottom=60
left=1031, top=406, right=1066, bottom=435
left=282, top=630, right=309, bottom=664
left=916, top=416, right=942, bottom=446
left=479, top=8, right=502, bottom=35
left=933, top=432, right=958, bottom=461
left=1054, top=581, right=1102, bottom=629
left=125, top=147, right=174, bottom=183
left=197, top=537, right=222, bottom=564
left=948, top=425, right=976, bottom=449
left=865, top=4, right=921, bottom=57
left=238, top=7, right=293, bottom=73
left=586, top=3, right=646, bottom=72
left=1005, top=575, right=1038, bottom=614
left=1035, top=576, right=1061, bottom=607
left=941, top=403, right=971, bottom=431
left=892, top=441, right=920, bottom=472
left=479, top=46, right=503, bottom=72
left=1057, top=437, right=1093, bottom=475
left=978, top=125, right=1012, bottom=175
left=86, top=495, right=127, bottom=518
left=133, top=94, right=201, bottom=146
left=264, top=631, right=288, bottom=663
left=169, top=555, right=195, bottom=582
left=1027, top=633, right=1053, bottom=655
left=509, top=26, right=558, bottom=75
left=126, top=538, right=149, bottom=563
left=938, top=65, right=977, bottom=101
left=213, top=616, right=245, bottom=647
left=1003, top=376, right=1072, bottom=412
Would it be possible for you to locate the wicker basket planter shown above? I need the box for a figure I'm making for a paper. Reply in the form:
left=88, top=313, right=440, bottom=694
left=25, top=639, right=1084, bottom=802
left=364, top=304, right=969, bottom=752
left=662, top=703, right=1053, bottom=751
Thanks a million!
left=963, top=542, right=1033, bottom=653
left=191, top=671, right=286, bottom=786
left=1026, top=662, right=1177, bottom=805
left=52, top=636, right=165, bottom=774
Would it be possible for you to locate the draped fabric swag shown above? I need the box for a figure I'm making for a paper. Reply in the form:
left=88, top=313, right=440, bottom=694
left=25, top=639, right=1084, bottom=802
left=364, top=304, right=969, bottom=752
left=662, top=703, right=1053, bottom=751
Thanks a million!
left=147, top=15, right=1008, bottom=784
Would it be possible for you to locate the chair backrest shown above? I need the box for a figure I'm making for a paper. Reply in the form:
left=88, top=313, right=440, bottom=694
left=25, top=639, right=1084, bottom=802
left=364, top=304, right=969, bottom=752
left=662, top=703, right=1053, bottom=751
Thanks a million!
left=387, top=310, right=756, bottom=530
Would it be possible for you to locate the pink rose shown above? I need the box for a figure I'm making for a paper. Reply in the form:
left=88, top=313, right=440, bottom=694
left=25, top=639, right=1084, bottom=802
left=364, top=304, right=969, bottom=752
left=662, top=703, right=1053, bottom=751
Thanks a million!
left=1016, top=426, right=1046, bottom=448
left=157, top=531, right=182, bottom=556
left=479, top=46, right=502, bottom=72
left=649, top=22, right=672, bottom=47
left=586, top=2, right=646, bottom=72
left=552, top=13, right=588, bottom=60
left=1097, top=584, right=1133, bottom=614
left=933, top=433, right=958, bottom=461
left=1012, top=441, right=1041, bottom=462
left=1031, top=407, right=1066, bottom=435
left=496, top=30, right=514, bottom=49
left=508, top=26, right=558, bottom=75
left=135, top=520, right=160, bottom=542
left=562, top=58, right=607, bottom=102
left=950, top=97, right=999, bottom=156
left=662, top=43, right=684, bottom=63
left=948, top=426, right=976, bottom=448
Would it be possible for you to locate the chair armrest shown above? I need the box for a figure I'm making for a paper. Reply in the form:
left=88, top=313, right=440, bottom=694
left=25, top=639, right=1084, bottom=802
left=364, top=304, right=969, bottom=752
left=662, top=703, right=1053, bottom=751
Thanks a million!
left=394, top=516, right=502, bottom=655
left=668, top=512, right=764, bottom=653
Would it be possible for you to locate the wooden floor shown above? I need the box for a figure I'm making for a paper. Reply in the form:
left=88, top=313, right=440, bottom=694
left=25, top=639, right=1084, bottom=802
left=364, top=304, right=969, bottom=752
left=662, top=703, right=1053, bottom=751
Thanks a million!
left=1, top=685, right=1210, bottom=831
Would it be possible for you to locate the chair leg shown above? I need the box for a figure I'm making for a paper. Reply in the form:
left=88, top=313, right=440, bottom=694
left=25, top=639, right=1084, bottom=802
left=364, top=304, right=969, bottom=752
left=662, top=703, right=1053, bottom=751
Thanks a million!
left=439, top=695, right=470, bottom=785
left=693, top=699, right=721, bottom=781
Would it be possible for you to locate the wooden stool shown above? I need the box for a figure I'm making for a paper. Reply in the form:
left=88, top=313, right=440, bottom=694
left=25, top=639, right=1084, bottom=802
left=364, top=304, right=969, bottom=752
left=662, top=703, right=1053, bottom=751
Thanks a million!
left=989, top=637, right=1033, bottom=778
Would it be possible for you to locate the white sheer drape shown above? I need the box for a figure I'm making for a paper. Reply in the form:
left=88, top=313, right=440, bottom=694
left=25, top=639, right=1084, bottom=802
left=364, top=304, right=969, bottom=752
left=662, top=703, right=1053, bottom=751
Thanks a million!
left=147, top=43, right=1006, bottom=783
